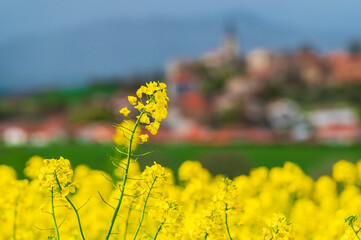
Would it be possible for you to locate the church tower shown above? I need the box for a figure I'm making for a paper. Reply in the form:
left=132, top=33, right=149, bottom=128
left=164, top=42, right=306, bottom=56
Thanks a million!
left=223, top=19, right=239, bottom=61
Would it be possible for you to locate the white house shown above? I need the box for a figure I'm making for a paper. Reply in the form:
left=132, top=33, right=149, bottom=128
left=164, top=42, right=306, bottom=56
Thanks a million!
left=308, top=107, right=360, bottom=143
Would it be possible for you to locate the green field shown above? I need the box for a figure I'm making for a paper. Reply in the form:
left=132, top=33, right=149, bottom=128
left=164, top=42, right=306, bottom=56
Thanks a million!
left=1, top=143, right=361, bottom=180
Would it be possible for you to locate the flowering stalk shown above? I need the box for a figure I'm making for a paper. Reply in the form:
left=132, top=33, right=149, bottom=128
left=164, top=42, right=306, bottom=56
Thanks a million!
left=263, top=214, right=294, bottom=240
left=51, top=188, right=60, bottom=240
left=65, top=196, right=86, bottom=239
left=153, top=222, right=164, bottom=240
left=39, top=157, right=77, bottom=240
left=132, top=176, right=157, bottom=240
left=213, top=178, right=235, bottom=240
left=148, top=198, right=182, bottom=239
left=107, top=82, right=168, bottom=239
left=123, top=198, right=136, bottom=240
left=345, top=215, right=361, bottom=240
left=54, top=173, right=86, bottom=240
left=105, top=109, right=146, bottom=240
left=351, top=226, right=361, bottom=240
left=225, top=203, right=232, bottom=240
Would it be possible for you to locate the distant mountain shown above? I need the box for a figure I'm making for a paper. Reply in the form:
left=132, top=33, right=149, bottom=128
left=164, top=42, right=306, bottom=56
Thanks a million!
left=0, top=14, right=355, bottom=94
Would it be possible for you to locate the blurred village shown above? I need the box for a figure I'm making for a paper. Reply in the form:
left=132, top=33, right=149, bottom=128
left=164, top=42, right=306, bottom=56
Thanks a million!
left=2, top=31, right=361, bottom=146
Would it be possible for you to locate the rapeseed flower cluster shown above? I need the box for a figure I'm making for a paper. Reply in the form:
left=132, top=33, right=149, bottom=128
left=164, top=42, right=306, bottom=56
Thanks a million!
left=263, top=214, right=294, bottom=240
left=38, top=157, right=76, bottom=198
left=148, top=199, right=184, bottom=239
left=2, top=158, right=361, bottom=239
left=117, top=81, right=168, bottom=144
left=2, top=82, right=361, bottom=240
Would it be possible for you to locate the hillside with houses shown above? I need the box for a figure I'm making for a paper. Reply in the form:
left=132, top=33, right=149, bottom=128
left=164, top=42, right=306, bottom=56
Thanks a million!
left=165, top=33, right=361, bottom=144
left=2, top=33, right=361, bottom=146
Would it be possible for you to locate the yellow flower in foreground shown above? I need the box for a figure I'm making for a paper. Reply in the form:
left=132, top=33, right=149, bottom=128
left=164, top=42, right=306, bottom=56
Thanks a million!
left=263, top=214, right=295, bottom=240
left=148, top=199, right=184, bottom=238
left=24, top=155, right=44, bottom=179
left=38, top=157, right=76, bottom=198
left=4, top=155, right=361, bottom=239
left=141, top=162, right=170, bottom=185
left=333, top=160, right=357, bottom=185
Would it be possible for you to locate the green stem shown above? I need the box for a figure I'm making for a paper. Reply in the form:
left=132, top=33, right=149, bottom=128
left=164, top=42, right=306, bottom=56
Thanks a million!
left=225, top=203, right=232, bottom=240
left=351, top=225, right=361, bottom=240
left=51, top=188, right=60, bottom=240
left=54, top=173, right=86, bottom=240
left=123, top=199, right=135, bottom=240
left=204, top=233, right=208, bottom=240
left=105, top=109, right=146, bottom=240
left=270, top=227, right=274, bottom=240
left=153, top=222, right=164, bottom=240
left=65, top=196, right=86, bottom=240
left=132, top=176, right=157, bottom=240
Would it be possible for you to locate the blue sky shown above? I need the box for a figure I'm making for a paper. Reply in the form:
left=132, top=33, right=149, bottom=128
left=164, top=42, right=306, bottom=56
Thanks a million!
left=1, top=0, right=361, bottom=43
left=1, top=0, right=361, bottom=93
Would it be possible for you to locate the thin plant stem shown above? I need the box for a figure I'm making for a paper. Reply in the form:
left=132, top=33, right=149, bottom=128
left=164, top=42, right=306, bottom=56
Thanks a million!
left=132, top=177, right=157, bottom=240
left=270, top=227, right=275, bottom=240
left=225, top=203, right=232, bottom=240
left=65, top=196, right=86, bottom=240
left=105, top=109, right=146, bottom=240
left=123, top=198, right=135, bottom=240
left=351, top=224, right=361, bottom=240
left=51, top=188, right=60, bottom=240
left=153, top=222, right=164, bottom=240
left=54, top=174, right=86, bottom=240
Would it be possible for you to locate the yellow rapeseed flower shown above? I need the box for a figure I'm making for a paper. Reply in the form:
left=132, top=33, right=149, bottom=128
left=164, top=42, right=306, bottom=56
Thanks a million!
left=139, top=134, right=149, bottom=143
left=119, top=107, right=131, bottom=117
left=128, top=96, right=137, bottom=105
left=38, top=157, right=76, bottom=198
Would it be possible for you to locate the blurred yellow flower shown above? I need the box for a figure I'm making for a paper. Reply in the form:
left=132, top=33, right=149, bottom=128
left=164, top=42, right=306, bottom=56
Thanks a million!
left=119, top=107, right=130, bottom=117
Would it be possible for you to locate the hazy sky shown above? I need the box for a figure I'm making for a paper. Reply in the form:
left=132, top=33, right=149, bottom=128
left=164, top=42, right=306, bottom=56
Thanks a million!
left=1, top=0, right=361, bottom=93
left=1, top=0, right=361, bottom=43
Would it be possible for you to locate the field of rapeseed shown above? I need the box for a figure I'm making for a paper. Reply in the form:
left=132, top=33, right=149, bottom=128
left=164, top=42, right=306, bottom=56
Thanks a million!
left=1, top=82, right=361, bottom=240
